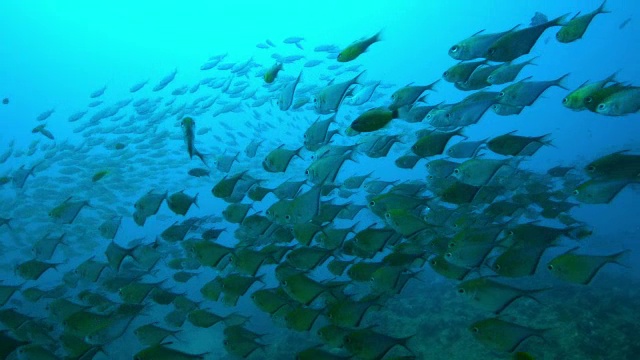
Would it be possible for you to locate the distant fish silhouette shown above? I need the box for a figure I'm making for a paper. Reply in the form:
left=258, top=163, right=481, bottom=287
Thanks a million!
left=530, top=12, right=548, bottom=27
left=619, top=17, right=632, bottom=29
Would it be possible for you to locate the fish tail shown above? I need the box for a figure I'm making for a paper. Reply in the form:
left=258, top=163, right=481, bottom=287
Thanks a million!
left=611, top=249, right=632, bottom=268
left=555, top=73, right=571, bottom=90
left=552, top=13, right=571, bottom=26
left=605, top=70, right=620, bottom=85
left=371, top=29, right=384, bottom=44
left=194, top=149, right=209, bottom=168
left=598, top=0, right=611, bottom=14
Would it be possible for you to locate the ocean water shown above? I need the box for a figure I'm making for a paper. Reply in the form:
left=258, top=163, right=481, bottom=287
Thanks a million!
left=1, top=0, right=639, bottom=359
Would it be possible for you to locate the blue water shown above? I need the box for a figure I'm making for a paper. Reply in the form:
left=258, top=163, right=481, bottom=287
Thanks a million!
left=1, top=1, right=639, bottom=359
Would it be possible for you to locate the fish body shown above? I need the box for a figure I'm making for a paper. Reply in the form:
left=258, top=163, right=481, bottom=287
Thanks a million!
left=556, top=1, right=609, bottom=43
left=181, top=117, right=207, bottom=166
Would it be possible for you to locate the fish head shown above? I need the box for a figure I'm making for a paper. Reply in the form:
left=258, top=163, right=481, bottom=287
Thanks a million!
left=596, top=101, right=616, bottom=115
left=448, top=43, right=466, bottom=60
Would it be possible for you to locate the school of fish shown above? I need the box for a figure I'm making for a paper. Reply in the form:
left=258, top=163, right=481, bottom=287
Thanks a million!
left=0, top=1, right=638, bottom=359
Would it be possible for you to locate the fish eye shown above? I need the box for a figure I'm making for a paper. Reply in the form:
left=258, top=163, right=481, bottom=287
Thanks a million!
left=450, top=45, right=459, bottom=53
left=472, top=327, right=479, bottom=333
left=345, top=337, right=352, bottom=343
left=445, top=113, right=451, bottom=118
left=572, top=189, right=579, bottom=196
left=428, top=175, right=434, bottom=180
left=508, top=230, right=514, bottom=236
left=282, top=280, right=287, bottom=286
left=562, top=98, right=568, bottom=104
left=304, top=170, right=309, bottom=175
left=488, top=48, right=495, bottom=55
left=285, top=215, right=291, bottom=220
left=426, top=114, right=432, bottom=119
left=448, top=242, right=455, bottom=248
left=547, top=264, right=554, bottom=270
left=313, top=98, right=317, bottom=103
left=494, top=264, right=501, bottom=271
left=443, top=71, right=449, bottom=76
left=328, top=313, right=333, bottom=318
left=598, top=104, right=606, bottom=110
left=445, top=252, right=452, bottom=258
left=457, top=288, right=465, bottom=294
left=587, top=165, right=596, bottom=172
left=430, top=259, right=437, bottom=265
left=384, top=213, right=391, bottom=219
left=223, top=340, right=229, bottom=346
left=499, top=92, right=505, bottom=97
left=369, top=201, right=375, bottom=206
left=453, top=169, right=459, bottom=174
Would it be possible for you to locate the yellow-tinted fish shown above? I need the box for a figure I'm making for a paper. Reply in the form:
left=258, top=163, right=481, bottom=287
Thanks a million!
left=337, top=30, right=382, bottom=62
left=556, top=1, right=609, bottom=43
left=263, top=62, right=283, bottom=83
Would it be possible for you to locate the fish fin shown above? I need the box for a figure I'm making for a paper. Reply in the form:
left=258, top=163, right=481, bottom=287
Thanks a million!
left=527, top=55, right=540, bottom=66
left=571, top=11, right=582, bottom=20
left=597, top=0, right=610, bottom=14
left=193, top=193, right=200, bottom=208
left=555, top=73, right=571, bottom=90
left=194, top=149, right=209, bottom=168
left=553, top=13, right=572, bottom=26
left=604, top=70, right=619, bottom=85
left=611, top=249, right=632, bottom=268
left=427, top=78, right=441, bottom=91
left=471, top=29, right=486, bottom=37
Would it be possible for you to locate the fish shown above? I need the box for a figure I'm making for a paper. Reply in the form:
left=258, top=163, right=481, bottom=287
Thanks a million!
left=347, top=80, right=381, bottom=106
left=263, top=145, right=303, bottom=173
left=457, top=277, right=549, bottom=313
left=499, top=74, right=569, bottom=107
left=572, top=178, right=632, bottom=204
left=448, top=26, right=519, bottom=61
left=556, top=1, right=609, bottom=43
left=547, top=247, right=630, bottom=284
left=31, top=124, right=55, bottom=140
left=181, top=117, right=207, bottom=166
left=595, top=87, right=640, bottom=116
left=337, top=30, right=382, bottom=62
left=443, top=60, right=487, bottom=83
left=470, top=317, right=549, bottom=352
left=487, top=57, right=538, bottom=85
left=152, top=68, right=177, bottom=92
left=562, top=72, right=618, bottom=111
left=530, top=12, right=549, bottom=27
left=314, top=71, right=365, bottom=114
left=278, top=71, right=303, bottom=111
left=167, top=190, right=199, bottom=216
left=49, top=197, right=90, bottom=224
left=350, top=107, right=399, bottom=133
left=389, top=80, right=439, bottom=111
left=187, top=168, right=210, bottom=177
left=485, top=14, right=568, bottom=62
left=619, top=17, right=632, bottom=29
left=90, top=85, right=107, bottom=98
left=264, top=62, right=283, bottom=83
left=134, top=344, right=207, bottom=360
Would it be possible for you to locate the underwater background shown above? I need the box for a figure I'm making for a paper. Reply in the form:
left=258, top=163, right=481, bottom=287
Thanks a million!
left=1, top=0, right=640, bottom=359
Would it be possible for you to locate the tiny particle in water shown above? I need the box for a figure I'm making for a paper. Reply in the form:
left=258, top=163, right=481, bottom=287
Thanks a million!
left=2, top=98, right=8, bottom=105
